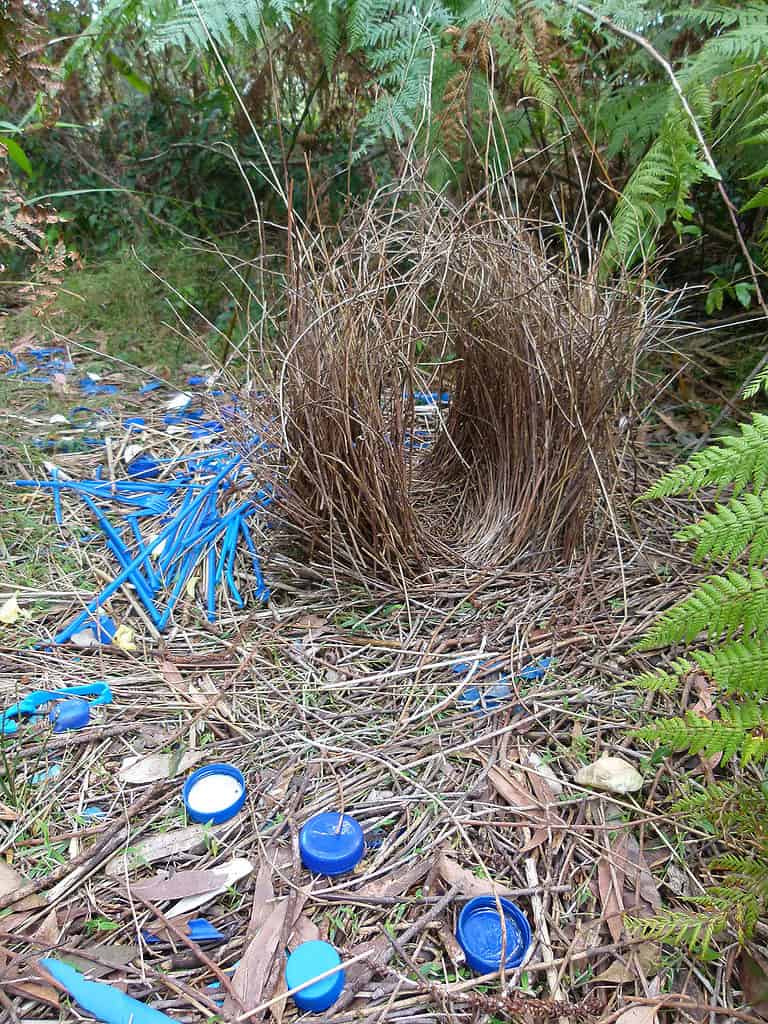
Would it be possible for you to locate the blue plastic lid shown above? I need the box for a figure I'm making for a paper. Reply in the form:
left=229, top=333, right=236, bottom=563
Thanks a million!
left=183, top=763, right=246, bottom=824
left=50, top=699, right=91, bottom=733
left=299, top=813, right=364, bottom=876
left=456, top=897, right=531, bottom=973
left=285, top=940, right=345, bottom=1012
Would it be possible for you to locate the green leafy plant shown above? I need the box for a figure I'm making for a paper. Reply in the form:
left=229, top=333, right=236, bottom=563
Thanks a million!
left=630, top=409, right=768, bottom=951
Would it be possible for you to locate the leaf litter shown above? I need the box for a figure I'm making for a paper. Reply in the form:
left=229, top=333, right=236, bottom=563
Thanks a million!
left=0, top=343, right=743, bottom=1024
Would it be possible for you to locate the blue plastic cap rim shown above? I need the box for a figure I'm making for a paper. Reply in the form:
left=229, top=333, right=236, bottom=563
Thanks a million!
left=299, top=812, right=365, bottom=876
left=285, top=940, right=345, bottom=1012
left=182, top=763, right=246, bottom=824
left=456, top=896, right=532, bottom=973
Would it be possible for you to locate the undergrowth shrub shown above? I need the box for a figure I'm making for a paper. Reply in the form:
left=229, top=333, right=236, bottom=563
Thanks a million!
left=630, top=414, right=768, bottom=951
left=275, top=185, right=653, bottom=584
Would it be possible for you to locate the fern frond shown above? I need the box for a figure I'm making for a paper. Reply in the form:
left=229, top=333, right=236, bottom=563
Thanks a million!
left=692, top=638, right=768, bottom=696
left=629, top=908, right=726, bottom=952
left=640, top=413, right=768, bottom=499
left=636, top=568, right=768, bottom=650
left=631, top=659, right=693, bottom=692
left=677, top=491, right=768, bottom=564
left=637, top=702, right=768, bottom=763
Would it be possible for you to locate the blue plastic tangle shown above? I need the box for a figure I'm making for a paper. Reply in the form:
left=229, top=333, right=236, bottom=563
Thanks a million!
left=285, top=940, right=345, bottom=1012
left=456, top=896, right=532, bottom=973
left=0, top=682, right=112, bottom=736
left=299, top=812, right=365, bottom=876
left=183, top=763, right=246, bottom=824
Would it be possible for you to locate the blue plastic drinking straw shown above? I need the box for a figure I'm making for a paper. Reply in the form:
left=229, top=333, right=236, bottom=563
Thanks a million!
left=54, top=454, right=242, bottom=643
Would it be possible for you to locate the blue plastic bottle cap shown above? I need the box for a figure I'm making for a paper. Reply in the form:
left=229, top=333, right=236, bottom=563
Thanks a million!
left=285, top=940, right=345, bottom=1012
left=183, top=764, right=246, bottom=824
left=456, top=896, right=532, bottom=973
left=50, top=699, right=91, bottom=733
left=299, top=813, right=364, bottom=876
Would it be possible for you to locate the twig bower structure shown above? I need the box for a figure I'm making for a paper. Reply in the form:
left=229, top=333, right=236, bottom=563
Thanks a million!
left=278, top=189, right=651, bottom=584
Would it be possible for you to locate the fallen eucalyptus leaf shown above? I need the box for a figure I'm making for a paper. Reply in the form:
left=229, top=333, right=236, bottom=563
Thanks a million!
left=118, top=750, right=201, bottom=785
left=130, top=869, right=230, bottom=902
left=105, top=825, right=207, bottom=878
left=575, top=755, right=643, bottom=795
left=438, top=853, right=513, bottom=898
left=167, top=857, right=254, bottom=917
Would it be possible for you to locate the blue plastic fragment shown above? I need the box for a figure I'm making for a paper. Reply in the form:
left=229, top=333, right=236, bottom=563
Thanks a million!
left=40, top=958, right=176, bottom=1024
left=125, top=417, right=145, bottom=432
left=127, top=455, right=161, bottom=481
left=31, top=765, right=61, bottom=785
left=50, top=699, right=90, bottom=733
left=143, top=918, right=226, bottom=945
left=139, top=380, right=163, bottom=393
left=80, top=378, right=118, bottom=396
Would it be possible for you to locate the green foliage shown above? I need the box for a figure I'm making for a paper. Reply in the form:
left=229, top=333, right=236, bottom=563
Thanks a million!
left=631, top=408, right=768, bottom=951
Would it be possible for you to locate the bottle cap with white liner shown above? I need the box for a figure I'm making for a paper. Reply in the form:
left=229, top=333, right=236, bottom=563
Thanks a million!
left=183, top=764, right=246, bottom=824
left=299, top=812, right=364, bottom=876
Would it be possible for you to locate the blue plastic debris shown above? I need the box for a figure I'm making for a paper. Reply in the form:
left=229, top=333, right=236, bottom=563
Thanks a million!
left=50, top=699, right=90, bottom=733
left=0, top=682, right=112, bottom=736
left=183, top=763, right=246, bottom=824
left=139, top=380, right=163, bottom=394
left=31, top=765, right=61, bottom=785
left=285, top=940, right=345, bottom=1013
left=456, top=896, right=531, bottom=973
left=454, top=657, right=552, bottom=714
left=125, top=417, right=145, bottom=433
left=126, top=455, right=161, bottom=481
left=80, top=378, right=118, bottom=396
left=300, top=813, right=365, bottom=876
left=40, top=958, right=176, bottom=1024
left=142, top=918, right=226, bottom=945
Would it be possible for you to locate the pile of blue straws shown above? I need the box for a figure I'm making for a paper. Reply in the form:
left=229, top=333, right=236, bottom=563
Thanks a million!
left=15, top=445, right=271, bottom=643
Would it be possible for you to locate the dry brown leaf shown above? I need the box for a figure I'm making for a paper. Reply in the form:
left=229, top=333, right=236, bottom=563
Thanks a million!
left=0, top=861, right=46, bottom=911
left=597, top=837, right=627, bottom=944
left=167, top=857, right=253, bottom=917
left=488, top=765, right=565, bottom=830
left=593, top=943, right=659, bottom=985
left=118, top=750, right=202, bottom=785
left=0, top=802, right=18, bottom=821
left=292, top=614, right=328, bottom=631
left=224, top=899, right=289, bottom=1018
left=247, top=855, right=277, bottom=938
left=33, top=908, right=59, bottom=949
left=7, top=977, right=60, bottom=1007
left=130, top=869, right=227, bottom=902
left=61, top=945, right=136, bottom=978
left=613, top=1005, right=658, bottom=1024
left=159, top=660, right=185, bottom=689
left=268, top=971, right=288, bottom=1024
left=290, top=915, right=321, bottom=946
left=742, top=950, right=768, bottom=1020
left=437, top=922, right=465, bottom=966
left=106, top=825, right=207, bottom=878
left=438, top=853, right=513, bottom=898
left=624, top=836, right=662, bottom=913
left=357, top=860, right=429, bottom=898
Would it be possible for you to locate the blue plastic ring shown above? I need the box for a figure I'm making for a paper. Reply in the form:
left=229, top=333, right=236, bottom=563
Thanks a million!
left=183, top=763, right=246, bottom=824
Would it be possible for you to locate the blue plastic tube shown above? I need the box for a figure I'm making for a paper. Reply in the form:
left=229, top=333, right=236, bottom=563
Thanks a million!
left=54, top=454, right=242, bottom=643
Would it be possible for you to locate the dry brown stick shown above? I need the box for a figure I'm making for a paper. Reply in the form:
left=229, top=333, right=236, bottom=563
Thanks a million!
left=132, top=894, right=246, bottom=1013
left=329, top=883, right=461, bottom=1017
left=0, top=781, right=168, bottom=910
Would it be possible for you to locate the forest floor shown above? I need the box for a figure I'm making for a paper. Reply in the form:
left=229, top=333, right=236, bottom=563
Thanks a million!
left=0, top=253, right=761, bottom=1024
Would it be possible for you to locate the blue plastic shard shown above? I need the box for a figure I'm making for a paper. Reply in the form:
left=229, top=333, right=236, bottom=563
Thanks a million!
left=40, top=958, right=176, bottom=1024
left=139, top=380, right=163, bottom=393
